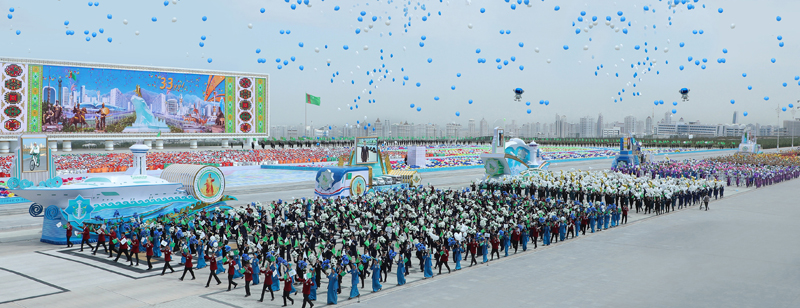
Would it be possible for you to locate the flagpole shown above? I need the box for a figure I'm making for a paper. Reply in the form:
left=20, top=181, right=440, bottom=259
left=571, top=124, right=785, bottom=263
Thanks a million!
left=305, top=96, right=307, bottom=138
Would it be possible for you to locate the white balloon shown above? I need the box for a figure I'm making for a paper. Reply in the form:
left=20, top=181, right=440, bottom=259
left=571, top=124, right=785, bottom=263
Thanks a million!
left=605, top=20, right=610, bottom=26
left=467, top=23, right=473, bottom=29
left=123, top=19, right=128, bottom=25
left=534, top=47, right=539, bottom=53
left=546, top=59, right=551, bottom=63
left=583, top=45, right=589, bottom=50
left=385, top=20, right=391, bottom=26
left=247, top=23, right=253, bottom=29
left=610, top=23, right=615, bottom=28
left=667, top=39, right=671, bottom=43
left=614, top=45, right=620, bottom=50
left=403, top=46, right=406, bottom=50
left=363, top=27, right=369, bottom=33
left=135, top=30, right=139, bottom=35
left=363, top=45, right=368, bottom=50
left=171, top=0, right=177, bottom=4
left=614, top=28, right=620, bottom=32
left=315, top=47, right=320, bottom=53
left=730, top=23, right=735, bottom=29
left=663, top=47, right=669, bottom=53
left=593, top=21, right=598, bottom=26
left=326, top=59, right=331, bottom=63
left=368, top=24, right=373, bottom=29
left=588, top=24, right=594, bottom=29
left=172, top=17, right=177, bottom=22
left=583, top=27, right=588, bottom=32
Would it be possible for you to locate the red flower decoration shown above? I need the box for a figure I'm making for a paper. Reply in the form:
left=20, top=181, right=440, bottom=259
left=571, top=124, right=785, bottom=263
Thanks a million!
left=239, top=100, right=251, bottom=110
left=239, top=78, right=252, bottom=89
left=4, top=92, right=21, bottom=104
left=4, top=119, right=21, bottom=131
left=240, top=123, right=251, bottom=132
left=4, top=64, right=22, bottom=77
left=239, top=111, right=252, bottom=122
left=4, top=79, right=22, bottom=91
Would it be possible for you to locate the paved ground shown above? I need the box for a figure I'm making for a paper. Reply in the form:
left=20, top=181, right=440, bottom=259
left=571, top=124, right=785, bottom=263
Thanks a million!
left=5, top=148, right=796, bottom=307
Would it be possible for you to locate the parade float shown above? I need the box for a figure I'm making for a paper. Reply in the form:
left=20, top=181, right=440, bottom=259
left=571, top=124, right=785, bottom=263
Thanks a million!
left=737, top=129, right=762, bottom=154
left=611, top=134, right=649, bottom=168
left=480, top=128, right=550, bottom=178
left=314, top=136, right=420, bottom=198
left=9, top=138, right=235, bottom=244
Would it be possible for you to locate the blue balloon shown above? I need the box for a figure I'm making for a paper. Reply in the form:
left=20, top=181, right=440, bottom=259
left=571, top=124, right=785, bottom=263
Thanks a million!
left=299, top=65, right=304, bottom=71
left=256, top=48, right=261, bottom=53
left=743, top=73, right=747, bottom=77
left=15, top=30, right=20, bottom=35
left=427, top=58, right=433, bottom=63
left=152, top=17, right=157, bottom=22
left=164, top=1, right=169, bottom=6
left=343, top=45, right=349, bottom=50
left=334, top=6, right=340, bottom=11
left=765, top=96, right=770, bottom=101
left=419, top=42, right=424, bottom=47
left=718, top=8, right=723, bottom=13
left=635, top=45, right=640, bottom=50
left=91, top=32, right=97, bottom=37
left=672, top=109, right=677, bottom=114
left=783, top=107, right=787, bottom=112
left=94, top=2, right=98, bottom=5
left=519, top=42, right=524, bottom=47
left=476, top=48, right=481, bottom=53
left=679, top=65, right=684, bottom=70
left=784, top=83, right=788, bottom=87
left=64, top=20, right=69, bottom=25
left=421, top=35, right=426, bottom=40
left=777, top=16, right=782, bottom=21
left=410, top=104, right=415, bottom=108
left=417, top=107, right=422, bottom=111
left=680, top=42, right=685, bottom=47
left=9, top=7, right=13, bottom=12
left=261, top=8, right=265, bottom=13
left=355, top=28, right=361, bottom=34
left=544, top=100, right=549, bottom=105
left=527, top=109, right=531, bottom=114
left=291, top=4, right=296, bottom=9
left=207, top=58, right=212, bottom=63
left=280, top=30, right=285, bottom=34
left=202, top=16, right=207, bottom=21
left=457, top=73, right=462, bottom=77
left=563, top=45, right=569, bottom=50
left=673, top=102, right=678, bottom=106
left=99, top=28, right=104, bottom=33
left=778, top=35, right=783, bottom=40
left=88, top=2, right=93, bottom=6
left=497, top=65, right=502, bottom=69
left=772, top=58, right=777, bottom=63
left=519, top=65, right=524, bottom=70
left=510, top=56, right=516, bottom=61
left=780, top=42, right=785, bottom=47
left=743, top=112, right=748, bottom=116
left=617, top=11, right=623, bottom=16
left=451, top=86, right=456, bottom=90
left=554, top=6, right=560, bottom=11
left=85, top=36, right=90, bottom=41
left=455, top=112, right=460, bottom=116
left=643, top=5, right=649, bottom=11
left=468, top=99, right=474, bottom=104
left=525, top=101, right=530, bottom=106
left=480, top=8, right=485, bottom=13
left=434, top=96, right=439, bottom=101
left=416, top=82, right=421, bottom=87
left=299, top=42, right=304, bottom=47
left=503, top=60, right=508, bottom=65
left=748, top=86, right=752, bottom=90
left=360, top=11, right=366, bottom=16
left=623, top=28, right=628, bottom=34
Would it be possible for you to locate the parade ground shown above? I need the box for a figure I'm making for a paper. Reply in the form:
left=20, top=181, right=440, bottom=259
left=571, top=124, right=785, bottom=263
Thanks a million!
left=2, top=149, right=798, bottom=308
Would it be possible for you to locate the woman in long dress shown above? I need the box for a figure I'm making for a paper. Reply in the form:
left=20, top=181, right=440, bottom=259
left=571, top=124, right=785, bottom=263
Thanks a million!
left=423, top=250, right=434, bottom=278
left=348, top=264, right=360, bottom=300
left=371, top=260, right=382, bottom=292
left=326, top=265, right=340, bottom=304
left=396, top=257, right=406, bottom=285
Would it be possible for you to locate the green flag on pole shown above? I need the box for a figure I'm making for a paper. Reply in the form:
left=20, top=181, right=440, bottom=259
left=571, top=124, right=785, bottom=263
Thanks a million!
left=306, top=93, right=321, bottom=106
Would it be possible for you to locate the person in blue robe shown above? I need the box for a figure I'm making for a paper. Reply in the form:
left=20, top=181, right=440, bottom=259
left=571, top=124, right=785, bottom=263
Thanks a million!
left=603, top=211, right=610, bottom=229
left=453, top=244, right=462, bottom=270
left=251, top=255, right=260, bottom=285
left=215, top=248, right=225, bottom=275
left=348, top=265, right=360, bottom=300
left=396, top=258, right=406, bottom=285
left=270, top=264, right=281, bottom=291
left=309, top=272, right=317, bottom=301
left=326, top=266, right=340, bottom=304
left=233, top=254, right=244, bottom=279
left=423, top=250, right=434, bottom=278
left=521, top=228, right=529, bottom=251
left=502, top=232, right=510, bottom=257
left=481, top=238, right=489, bottom=263
left=589, top=213, right=596, bottom=233
left=370, top=260, right=382, bottom=292
left=559, top=220, right=566, bottom=241
left=543, top=223, right=551, bottom=245
left=196, top=240, right=206, bottom=270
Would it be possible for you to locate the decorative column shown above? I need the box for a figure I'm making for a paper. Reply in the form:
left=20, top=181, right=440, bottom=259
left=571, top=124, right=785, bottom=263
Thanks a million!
left=144, top=139, right=153, bottom=148
left=0, top=141, right=9, bottom=154
left=189, top=139, right=198, bottom=149
left=104, top=140, right=114, bottom=151
left=154, top=139, right=164, bottom=150
left=48, top=140, right=58, bottom=153
left=62, top=140, right=72, bottom=152
left=221, top=139, right=230, bottom=148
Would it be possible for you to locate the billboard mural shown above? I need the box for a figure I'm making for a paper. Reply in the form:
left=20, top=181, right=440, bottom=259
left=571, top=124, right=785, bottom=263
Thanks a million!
left=0, top=59, right=268, bottom=134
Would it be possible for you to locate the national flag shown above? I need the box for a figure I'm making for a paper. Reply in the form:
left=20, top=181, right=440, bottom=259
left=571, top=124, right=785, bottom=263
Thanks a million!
left=305, top=93, right=321, bottom=106
left=68, top=71, right=77, bottom=81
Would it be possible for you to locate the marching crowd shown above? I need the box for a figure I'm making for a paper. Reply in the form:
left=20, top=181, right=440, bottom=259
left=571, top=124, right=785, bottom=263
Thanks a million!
left=64, top=156, right=786, bottom=306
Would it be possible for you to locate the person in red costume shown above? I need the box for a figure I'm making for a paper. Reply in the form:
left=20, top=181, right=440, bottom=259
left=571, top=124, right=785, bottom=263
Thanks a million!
left=437, top=246, right=451, bottom=274
left=144, top=239, right=154, bottom=270
left=298, top=274, right=315, bottom=308
left=65, top=223, right=73, bottom=248
left=259, top=261, right=275, bottom=302
left=161, top=244, right=175, bottom=275
left=180, top=249, right=195, bottom=280
left=130, top=235, right=140, bottom=266
left=80, top=224, right=94, bottom=252
left=205, top=249, right=221, bottom=287
left=92, top=225, right=107, bottom=255
left=225, top=256, right=238, bottom=291
left=511, top=227, right=521, bottom=253
left=243, top=261, right=253, bottom=297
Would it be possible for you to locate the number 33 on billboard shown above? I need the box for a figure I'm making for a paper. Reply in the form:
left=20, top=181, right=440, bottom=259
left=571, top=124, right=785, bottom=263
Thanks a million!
left=159, top=77, right=173, bottom=90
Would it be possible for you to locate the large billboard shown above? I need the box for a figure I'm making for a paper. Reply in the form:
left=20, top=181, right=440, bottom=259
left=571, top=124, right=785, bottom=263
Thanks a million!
left=0, top=59, right=268, bottom=134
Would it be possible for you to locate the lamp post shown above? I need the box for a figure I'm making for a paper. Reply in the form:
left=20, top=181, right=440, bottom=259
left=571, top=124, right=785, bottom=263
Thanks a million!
left=776, top=105, right=781, bottom=149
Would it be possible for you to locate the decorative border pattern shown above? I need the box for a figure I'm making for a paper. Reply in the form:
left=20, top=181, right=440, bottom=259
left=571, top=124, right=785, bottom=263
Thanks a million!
left=27, top=65, right=42, bottom=132
left=255, top=78, right=267, bottom=133
left=235, top=77, right=254, bottom=133
left=224, top=76, right=235, bottom=133
left=0, top=63, right=28, bottom=133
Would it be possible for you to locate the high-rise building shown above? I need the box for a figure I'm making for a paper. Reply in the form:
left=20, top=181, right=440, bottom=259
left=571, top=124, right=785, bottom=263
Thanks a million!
left=596, top=113, right=604, bottom=137
left=479, top=118, right=488, bottom=136
left=446, top=122, right=461, bottom=138
left=41, top=86, right=56, bottom=104
left=663, top=112, right=672, bottom=124
left=468, top=119, right=476, bottom=137
left=579, top=116, right=595, bottom=138
left=80, top=85, right=87, bottom=105
left=61, top=87, right=70, bottom=108
left=732, top=111, right=738, bottom=124
left=108, top=88, right=123, bottom=109
left=373, top=118, right=382, bottom=137
left=624, top=116, right=637, bottom=135
left=645, top=116, right=653, bottom=135
left=166, top=99, right=179, bottom=115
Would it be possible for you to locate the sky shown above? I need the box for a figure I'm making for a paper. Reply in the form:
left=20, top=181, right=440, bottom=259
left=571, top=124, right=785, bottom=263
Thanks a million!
left=3, top=0, right=800, bottom=129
